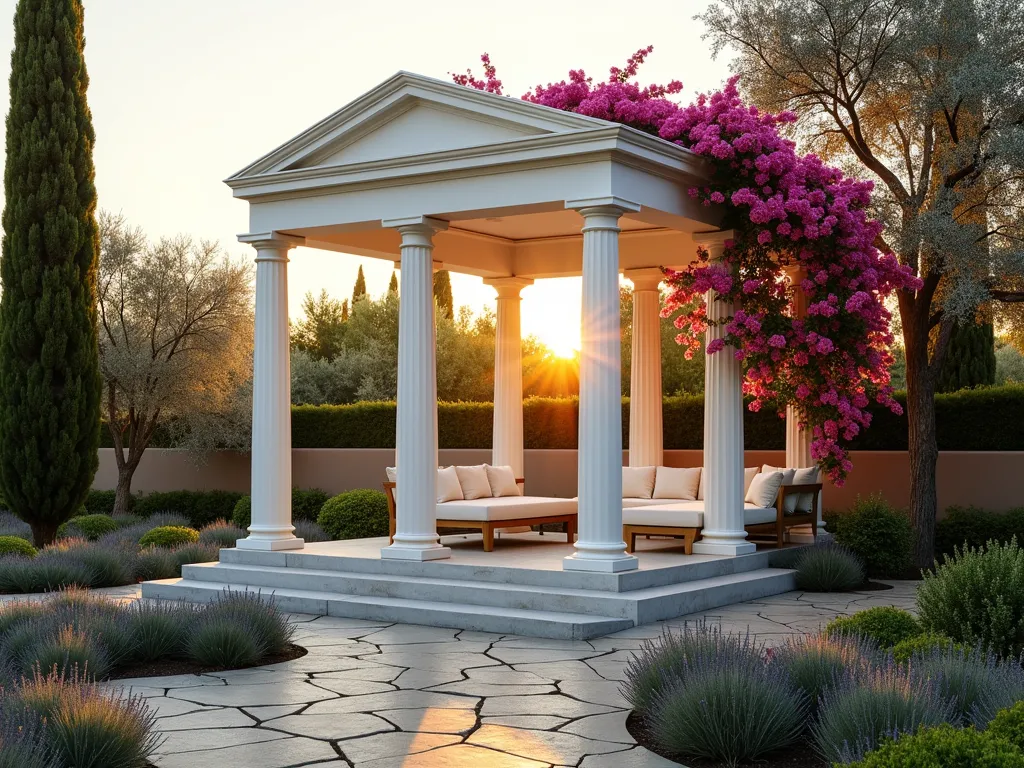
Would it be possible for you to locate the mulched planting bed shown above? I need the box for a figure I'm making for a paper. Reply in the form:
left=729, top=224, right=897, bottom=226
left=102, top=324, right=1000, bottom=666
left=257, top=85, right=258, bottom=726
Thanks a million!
left=107, top=642, right=307, bottom=680
left=626, top=712, right=828, bottom=768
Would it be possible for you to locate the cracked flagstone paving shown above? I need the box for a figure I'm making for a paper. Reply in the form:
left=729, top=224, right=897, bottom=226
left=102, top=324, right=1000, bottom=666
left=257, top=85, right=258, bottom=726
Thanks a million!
left=73, top=581, right=921, bottom=767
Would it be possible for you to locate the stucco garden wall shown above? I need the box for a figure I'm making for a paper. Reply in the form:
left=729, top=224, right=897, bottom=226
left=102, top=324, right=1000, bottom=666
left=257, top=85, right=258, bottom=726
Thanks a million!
left=96, top=448, right=1023, bottom=513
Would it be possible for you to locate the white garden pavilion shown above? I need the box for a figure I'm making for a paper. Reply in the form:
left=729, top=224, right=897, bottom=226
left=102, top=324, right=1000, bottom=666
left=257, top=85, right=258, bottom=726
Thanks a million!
left=226, top=72, right=819, bottom=574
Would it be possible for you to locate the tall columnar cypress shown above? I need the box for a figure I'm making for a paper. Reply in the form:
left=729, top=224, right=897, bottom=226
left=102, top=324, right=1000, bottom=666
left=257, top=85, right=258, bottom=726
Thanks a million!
left=352, top=265, right=367, bottom=304
left=937, top=320, right=997, bottom=393
left=433, top=269, right=454, bottom=320
left=0, top=0, right=101, bottom=546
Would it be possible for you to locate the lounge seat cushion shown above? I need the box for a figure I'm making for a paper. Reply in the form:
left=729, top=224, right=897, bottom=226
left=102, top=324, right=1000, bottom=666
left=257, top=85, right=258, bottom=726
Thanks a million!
left=623, top=497, right=681, bottom=508
left=623, top=501, right=777, bottom=528
left=437, top=496, right=577, bottom=522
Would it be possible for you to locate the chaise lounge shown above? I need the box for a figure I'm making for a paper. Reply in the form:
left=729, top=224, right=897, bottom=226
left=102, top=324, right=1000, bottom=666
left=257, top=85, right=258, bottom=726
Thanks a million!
left=383, top=463, right=577, bottom=552
left=620, top=465, right=822, bottom=553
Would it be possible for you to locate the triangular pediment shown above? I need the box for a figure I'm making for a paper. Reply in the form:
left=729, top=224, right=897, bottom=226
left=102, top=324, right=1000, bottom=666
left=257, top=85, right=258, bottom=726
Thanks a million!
left=229, top=72, right=614, bottom=181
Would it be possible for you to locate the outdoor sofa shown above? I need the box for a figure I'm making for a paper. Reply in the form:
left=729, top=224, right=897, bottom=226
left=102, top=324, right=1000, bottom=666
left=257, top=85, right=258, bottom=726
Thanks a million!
left=620, top=464, right=822, bottom=553
left=383, top=464, right=577, bottom=552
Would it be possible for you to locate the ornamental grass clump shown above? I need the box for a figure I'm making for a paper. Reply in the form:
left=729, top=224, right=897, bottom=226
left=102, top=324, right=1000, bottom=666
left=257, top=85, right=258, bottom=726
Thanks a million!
left=647, top=630, right=807, bottom=766
left=186, top=617, right=267, bottom=668
left=621, top=621, right=726, bottom=716
left=198, top=520, right=246, bottom=548
left=775, top=632, right=878, bottom=712
left=131, top=546, right=180, bottom=581
left=794, top=540, right=866, bottom=592
left=812, top=659, right=956, bottom=764
left=917, top=538, right=1024, bottom=659
left=31, top=625, right=110, bottom=681
left=199, top=591, right=294, bottom=655
left=127, top=601, right=194, bottom=662
left=13, top=668, right=162, bottom=768
left=826, top=607, right=922, bottom=648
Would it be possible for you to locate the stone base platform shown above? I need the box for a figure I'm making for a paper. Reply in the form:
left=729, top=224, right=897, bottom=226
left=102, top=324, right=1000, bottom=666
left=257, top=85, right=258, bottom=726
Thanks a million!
left=142, top=533, right=800, bottom=639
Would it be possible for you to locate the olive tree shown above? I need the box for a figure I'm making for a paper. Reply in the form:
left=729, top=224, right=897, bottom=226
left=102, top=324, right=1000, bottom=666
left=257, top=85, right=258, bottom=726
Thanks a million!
left=98, top=213, right=254, bottom=515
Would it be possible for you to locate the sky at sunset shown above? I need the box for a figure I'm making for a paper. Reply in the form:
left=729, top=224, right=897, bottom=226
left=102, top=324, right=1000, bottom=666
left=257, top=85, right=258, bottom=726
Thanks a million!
left=0, top=0, right=733, bottom=350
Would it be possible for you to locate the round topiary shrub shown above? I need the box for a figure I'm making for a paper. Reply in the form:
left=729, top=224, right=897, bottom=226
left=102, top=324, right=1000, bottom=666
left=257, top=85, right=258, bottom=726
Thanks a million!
left=230, top=495, right=251, bottom=530
left=794, top=541, right=865, bottom=592
left=318, top=490, right=389, bottom=540
left=56, top=514, right=119, bottom=541
left=138, top=526, right=199, bottom=549
left=830, top=495, right=913, bottom=579
left=826, top=606, right=923, bottom=648
left=0, top=535, right=36, bottom=558
left=846, top=723, right=1024, bottom=767
left=892, top=632, right=964, bottom=663
left=917, top=538, right=1024, bottom=659
left=989, top=701, right=1024, bottom=751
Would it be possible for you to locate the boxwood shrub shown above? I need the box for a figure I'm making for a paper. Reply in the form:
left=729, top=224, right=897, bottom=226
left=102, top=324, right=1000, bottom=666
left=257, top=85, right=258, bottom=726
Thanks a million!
left=827, top=495, right=913, bottom=578
left=0, top=535, right=36, bottom=558
left=846, top=723, right=1024, bottom=767
left=138, top=526, right=200, bottom=549
left=57, top=514, right=119, bottom=541
left=318, top=490, right=389, bottom=540
left=826, top=607, right=923, bottom=648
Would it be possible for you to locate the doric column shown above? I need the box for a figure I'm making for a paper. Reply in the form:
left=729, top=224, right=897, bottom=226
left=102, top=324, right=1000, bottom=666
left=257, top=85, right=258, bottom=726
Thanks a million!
left=625, top=268, right=664, bottom=468
left=564, top=198, right=639, bottom=573
left=483, top=277, right=534, bottom=478
left=692, top=231, right=756, bottom=556
left=381, top=217, right=451, bottom=562
left=784, top=266, right=825, bottom=540
left=237, top=233, right=304, bottom=551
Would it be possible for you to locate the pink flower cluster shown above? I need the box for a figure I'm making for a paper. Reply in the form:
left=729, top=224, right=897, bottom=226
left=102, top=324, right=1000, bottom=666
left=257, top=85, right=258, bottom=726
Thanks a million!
left=454, top=51, right=921, bottom=484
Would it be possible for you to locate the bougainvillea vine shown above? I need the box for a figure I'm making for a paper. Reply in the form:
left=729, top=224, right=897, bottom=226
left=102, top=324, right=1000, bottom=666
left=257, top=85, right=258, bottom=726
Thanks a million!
left=454, top=49, right=921, bottom=484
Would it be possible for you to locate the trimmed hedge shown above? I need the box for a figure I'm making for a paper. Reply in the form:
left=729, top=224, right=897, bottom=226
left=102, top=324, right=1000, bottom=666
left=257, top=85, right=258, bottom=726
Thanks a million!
left=133, top=490, right=244, bottom=529
left=231, top=488, right=330, bottom=530
left=936, top=507, right=1024, bottom=561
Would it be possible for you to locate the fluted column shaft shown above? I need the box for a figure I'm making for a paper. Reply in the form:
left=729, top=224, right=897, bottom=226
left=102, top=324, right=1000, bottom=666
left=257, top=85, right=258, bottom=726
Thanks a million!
left=565, top=204, right=638, bottom=573
left=625, top=269, right=664, bottom=468
left=785, top=266, right=826, bottom=539
left=693, top=232, right=756, bottom=556
left=381, top=218, right=450, bottom=561
left=239, top=235, right=303, bottom=551
left=485, top=277, right=533, bottom=477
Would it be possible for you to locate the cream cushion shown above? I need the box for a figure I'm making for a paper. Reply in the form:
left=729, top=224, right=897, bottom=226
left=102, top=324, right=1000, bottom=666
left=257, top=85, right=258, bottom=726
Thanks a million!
left=762, top=464, right=797, bottom=513
left=486, top=465, right=521, bottom=497
left=623, top=497, right=681, bottom=508
left=623, top=501, right=777, bottom=528
left=743, top=504, right=779, bottom=525
left=455, top=465, right=492, bottom=500
left=746, top=470, right=784, bottom=508
left=653, top=467, right=701, bottom=500
left=622, top=466, right=656, bottom=499
left=436, top=466, right=464, bottom=503
left=744, top=467, right=760, bottom=495
left=437, top=496, right=576, bottom=522
left=386, top=466, right=398, bottom=503
left=791, top=466, right=820, bottom=513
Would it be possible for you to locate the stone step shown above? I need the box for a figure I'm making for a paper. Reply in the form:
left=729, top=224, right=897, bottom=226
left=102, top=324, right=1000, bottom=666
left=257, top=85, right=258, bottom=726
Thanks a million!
left=140, top=578, right=634, bottom=640
left=165, top=560, right=796, bottom=626
left=218, top=544, right=785, bottom=593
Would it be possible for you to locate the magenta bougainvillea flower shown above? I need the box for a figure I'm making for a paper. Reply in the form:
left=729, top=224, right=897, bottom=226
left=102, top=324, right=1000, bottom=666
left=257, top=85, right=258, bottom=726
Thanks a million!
left=454, top=50, right=921, bottom=484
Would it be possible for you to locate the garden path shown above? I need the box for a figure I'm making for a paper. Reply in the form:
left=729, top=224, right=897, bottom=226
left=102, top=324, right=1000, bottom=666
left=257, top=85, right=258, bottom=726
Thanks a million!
left=27, top=581, right=919, bottom=767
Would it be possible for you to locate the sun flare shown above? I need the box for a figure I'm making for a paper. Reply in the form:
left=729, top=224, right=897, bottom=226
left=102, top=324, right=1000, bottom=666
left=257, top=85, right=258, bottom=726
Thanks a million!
left=542, top=329, right=581, bottom=359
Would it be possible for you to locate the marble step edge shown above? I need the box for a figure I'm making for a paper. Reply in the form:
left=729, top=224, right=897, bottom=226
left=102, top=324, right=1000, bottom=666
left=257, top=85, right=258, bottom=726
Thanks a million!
left=218, top=545, right=786, bottom=593
left=140, top=579, right=634, bottom=640
left=179, top=561, right=796, bottom=623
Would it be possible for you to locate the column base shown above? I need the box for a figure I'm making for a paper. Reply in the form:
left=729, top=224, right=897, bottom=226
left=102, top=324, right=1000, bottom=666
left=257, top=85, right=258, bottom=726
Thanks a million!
left=381, top=544, right=452, bottom=561
left=236, top=536, right=305, bottom=552
left=692, top=535, right=756, bottom=556
left=563, top=553, right=639, bottom=573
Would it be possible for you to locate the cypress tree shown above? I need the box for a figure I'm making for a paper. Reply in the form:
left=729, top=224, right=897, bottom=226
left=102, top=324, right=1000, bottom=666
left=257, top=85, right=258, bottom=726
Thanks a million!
left=937, top=319, right=997, bottom=392
left=0, top=0, right=101, bottom=546
left=352, top=265, right=367, bottom=304
left=433, top=269, right=454, bottom=320
left=388, top=270, right=398, bottom=294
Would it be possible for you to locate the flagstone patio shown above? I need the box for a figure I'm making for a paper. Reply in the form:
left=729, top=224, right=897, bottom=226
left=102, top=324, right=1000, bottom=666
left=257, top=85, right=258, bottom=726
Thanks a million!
left=75, top=581, right=919, bottom=767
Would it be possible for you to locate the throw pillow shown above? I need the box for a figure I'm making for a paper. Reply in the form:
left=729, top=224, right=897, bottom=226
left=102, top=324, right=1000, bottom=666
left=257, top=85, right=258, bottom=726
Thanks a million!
left=622, top=466, right=656, bottom=499
left=762, top=464, right=797, bottom=513
left=743, top=467, right=759, bottom=496
left=386, top=466, right=398, bottom=504
left=791, top=466, right=821, bottom=514
left=745, top=470, right=784, bottom=509
left=436, top=466, right=464, bottom=503
left=486, top=464, right=521, bottom=497
left=653, top=467, right=701, bottom=500
left=455, top=465, right=492, bottom=500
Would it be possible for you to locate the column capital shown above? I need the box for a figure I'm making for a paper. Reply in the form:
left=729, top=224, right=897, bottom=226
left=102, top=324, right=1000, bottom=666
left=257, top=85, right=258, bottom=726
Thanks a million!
left=693, top=229, right=736, bottom=260
left=383, top=215, right=448, bottom=240
left=238, top=231, right=305, bottom=256
left=624, top=267, right=664, bottom=292
left=483, top=276, right=534, bottom=298
left=566, top=197, right=641, bottom=228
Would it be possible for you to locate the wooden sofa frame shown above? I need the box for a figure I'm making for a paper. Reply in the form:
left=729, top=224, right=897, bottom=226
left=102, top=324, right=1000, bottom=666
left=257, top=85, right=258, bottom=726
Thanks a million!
left=622, top=482, right=823, bottom=554
left=383, top=479, right=577, bottom=552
